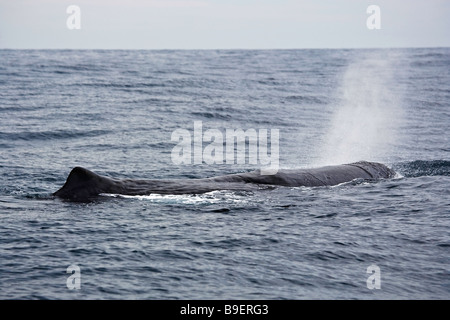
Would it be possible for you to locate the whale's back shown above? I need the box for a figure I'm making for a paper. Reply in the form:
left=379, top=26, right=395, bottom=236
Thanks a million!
left=53, top=161, right=396, bottom=201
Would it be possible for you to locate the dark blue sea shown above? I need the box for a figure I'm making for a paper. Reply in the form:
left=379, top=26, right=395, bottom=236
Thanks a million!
left=0, top=48, right=449, bottom=299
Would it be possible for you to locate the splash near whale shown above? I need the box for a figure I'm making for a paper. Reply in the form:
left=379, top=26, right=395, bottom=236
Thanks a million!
left=53, top=161, right=396, bottom=201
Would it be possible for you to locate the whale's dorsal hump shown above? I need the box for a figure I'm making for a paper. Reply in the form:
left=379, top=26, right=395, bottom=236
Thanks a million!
left=53, top=166, right=107, bottom=200
left=66, top=167, right=99, bottom=183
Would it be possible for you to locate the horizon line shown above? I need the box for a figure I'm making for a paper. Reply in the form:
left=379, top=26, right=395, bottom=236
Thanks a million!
left=1, top=45, right=449, bottom=51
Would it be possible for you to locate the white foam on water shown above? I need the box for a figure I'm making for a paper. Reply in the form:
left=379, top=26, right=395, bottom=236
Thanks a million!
left=100, top=190, right=251, bottom=204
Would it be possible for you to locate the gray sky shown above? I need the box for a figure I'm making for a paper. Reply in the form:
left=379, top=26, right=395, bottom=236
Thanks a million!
left=0, top=0, right=449, bottom=49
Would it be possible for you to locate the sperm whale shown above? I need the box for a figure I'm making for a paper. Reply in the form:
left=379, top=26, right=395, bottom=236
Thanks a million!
left=53, top=161, right=396, bottom=201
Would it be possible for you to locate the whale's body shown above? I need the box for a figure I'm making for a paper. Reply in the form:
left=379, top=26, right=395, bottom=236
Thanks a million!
left=53, top=161, right=396, bottom=201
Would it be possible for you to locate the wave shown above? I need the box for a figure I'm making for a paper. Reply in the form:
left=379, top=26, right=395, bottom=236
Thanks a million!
left=284, top=95, right=328, bottom=104
left=0, top=129, right=110, bottom=142
left=77, top=81, right=164, bottom=89
left=190, top=111, right=232, bottom=120
left=30, top=63, right=110, bottom=74
left=392, top=160, right=450, bottom=177
left=412, top=51, right=449, bottom=59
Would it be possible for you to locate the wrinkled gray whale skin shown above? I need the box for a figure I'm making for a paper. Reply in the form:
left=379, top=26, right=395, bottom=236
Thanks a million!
left=53, top=161, right=396, bottom=201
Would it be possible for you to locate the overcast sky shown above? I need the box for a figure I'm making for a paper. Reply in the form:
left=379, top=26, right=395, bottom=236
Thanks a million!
left=0, top=0, right=449, bottom=49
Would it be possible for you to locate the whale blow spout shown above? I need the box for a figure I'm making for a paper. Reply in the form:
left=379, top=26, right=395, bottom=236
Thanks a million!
left=53, top=161, right=396, bottom=202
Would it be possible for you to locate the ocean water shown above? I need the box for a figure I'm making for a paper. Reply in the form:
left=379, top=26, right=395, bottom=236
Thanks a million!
left=0, top=48, right=449, bottom=299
